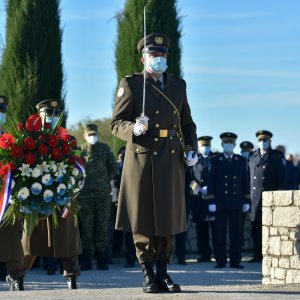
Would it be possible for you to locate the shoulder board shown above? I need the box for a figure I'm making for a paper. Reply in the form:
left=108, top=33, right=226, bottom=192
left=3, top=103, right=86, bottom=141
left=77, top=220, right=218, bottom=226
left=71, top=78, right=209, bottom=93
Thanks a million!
left=168, top=73, right=182, bottom=79
left=125, top=73, right=140, bottom=78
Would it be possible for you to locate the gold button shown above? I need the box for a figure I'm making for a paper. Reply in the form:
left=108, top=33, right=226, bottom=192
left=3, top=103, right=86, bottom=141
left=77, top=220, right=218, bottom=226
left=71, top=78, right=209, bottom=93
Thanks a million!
left=263, top=166, right=266, bottom=169
left=201, top=179, right=204, bottom=183
left=225, top=191, right=228, bottom=194
left=253, top=187, right=256, bottom=190
left=173, top=110, right=176, bottom=114
left=154, top=138, right=158, bottom=142
left=254, top=176, right=256, bottom=179
left=156, top=110, right=159, bottom=114
left=233, top=192, right=236, bottom=195
left=156, top=124, right=159, bottom=128
left=170, top=136, right=173, bottom=140
left=154, top=151, right=157, bottom=155
left=225, top=175, right=228, bottom=178
left=171, top=150, right=175, bottom=154
left=136, top=148, right=140, bottom=152
left=225, top=183, right=228, bottom=186
left=233, top=176, right=236, bottom=179
left=173, top=124, right=177, bottom=128
left=234, top=184, right=236, bottom=187
left=263, top=177, right=265, bottom=180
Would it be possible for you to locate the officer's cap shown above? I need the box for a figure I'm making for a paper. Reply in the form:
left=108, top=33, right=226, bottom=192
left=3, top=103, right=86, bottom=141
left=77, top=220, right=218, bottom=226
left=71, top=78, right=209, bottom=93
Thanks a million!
left=220, top=132, right=238, bottom=142
left=137, top=33, right=170, bottom=53
left=85, top=124, right=98, bottom=135
left=36, top=99, right=62, bottom=114
left=197, top=136, right=213, bottom=145
left=240, top=141, right=254, bottom=151
left=256, top=130, right=273, bottom=139
left=0, top=95, right=9, bottom=111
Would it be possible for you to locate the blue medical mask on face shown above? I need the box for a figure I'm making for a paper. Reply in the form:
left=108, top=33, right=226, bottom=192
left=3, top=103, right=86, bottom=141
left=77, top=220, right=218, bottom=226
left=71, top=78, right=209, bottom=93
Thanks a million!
left=149, top=57, right=168, bottom=74
left=46, top=116, right=59, bottom=128
left=258, top=140, right=269, bottom=151
left=223, top=143, right=235, bottom=154
left=241, top=151, right=250, bottom=159
left=0, top=112, right=6, bottom=125
left=200, top=146, right=211, bottom=156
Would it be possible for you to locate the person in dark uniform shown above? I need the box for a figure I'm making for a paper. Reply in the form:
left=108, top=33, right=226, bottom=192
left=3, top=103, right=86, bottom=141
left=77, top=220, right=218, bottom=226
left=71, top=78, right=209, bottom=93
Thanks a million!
left=248, top=130, right=286, bottom=263
left=207, top=132, right=250, bottom=269
left=22, top=99, right=82, bottom=289
left=240, top=141, right=254, bottom=160
left=111, top=33, right=198, bottom=293
left=188, top=136, right=216, bottom=262
left=0, top=95, right=25, bottom=291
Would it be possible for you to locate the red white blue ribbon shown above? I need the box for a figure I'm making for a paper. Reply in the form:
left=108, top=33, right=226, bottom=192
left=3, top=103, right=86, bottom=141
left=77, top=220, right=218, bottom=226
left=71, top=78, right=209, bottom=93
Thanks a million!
left=0, top=169, right=13, bottom=223
left=61, top=161, right=85, bottom=219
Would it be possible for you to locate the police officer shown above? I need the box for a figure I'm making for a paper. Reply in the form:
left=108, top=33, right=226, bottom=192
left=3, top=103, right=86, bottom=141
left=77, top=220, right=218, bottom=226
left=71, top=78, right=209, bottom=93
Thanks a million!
left=22, top=99, right=82, bottom=289
left=111, top=33, right=198, bottom=293
left=248, top=130, right=286, bottom=262
left=240, top=141, right=254, bottom=160
left=207, top=132, right=250, bottom=269
left=188, top=136, right=216, bottom=262
left=0, top=95, right=25, bottom=291
left=77, top=124, right=117, bottom=271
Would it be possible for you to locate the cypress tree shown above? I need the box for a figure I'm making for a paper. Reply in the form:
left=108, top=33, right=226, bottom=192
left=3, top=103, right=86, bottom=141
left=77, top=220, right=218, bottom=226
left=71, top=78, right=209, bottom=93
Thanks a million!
left=0, top=0, right=64, bottom=121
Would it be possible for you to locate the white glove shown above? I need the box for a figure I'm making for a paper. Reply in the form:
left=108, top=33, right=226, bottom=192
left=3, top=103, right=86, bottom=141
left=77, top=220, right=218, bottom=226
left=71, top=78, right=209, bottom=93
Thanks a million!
left=133, top=116, right=149, bottom=136
left=200, top=186, right=207, bottom=196
left=208, top=204, right=216, bottom=212
left=186, top=151, right=198, bottom=166
left=243, top=204, right=250, bottom=213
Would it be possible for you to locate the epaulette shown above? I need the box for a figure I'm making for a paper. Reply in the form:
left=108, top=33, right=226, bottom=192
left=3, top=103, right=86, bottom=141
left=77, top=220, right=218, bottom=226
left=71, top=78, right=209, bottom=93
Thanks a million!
left=125, top=73, right=140, bottom=78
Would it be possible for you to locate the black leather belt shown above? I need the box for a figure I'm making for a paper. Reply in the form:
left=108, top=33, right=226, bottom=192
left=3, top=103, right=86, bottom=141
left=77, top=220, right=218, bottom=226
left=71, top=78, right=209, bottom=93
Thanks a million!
left=146, top=129, right=178, bottom=138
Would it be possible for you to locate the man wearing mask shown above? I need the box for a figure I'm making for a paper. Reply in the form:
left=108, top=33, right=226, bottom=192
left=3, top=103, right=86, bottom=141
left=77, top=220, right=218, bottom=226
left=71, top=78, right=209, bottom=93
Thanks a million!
left=248, top=130, right=286, bottom=263
left=206, top=132, right=250, bottom=269
left=22, top=99, right=82, bottom=289
left=0, top=96, right=25, bottom=291
left=111, top=33, right=197, bottom=293
left=188, top=136, right=216, bottom=263
left=77, top=124, right=117, bottom=271
left=240, top=141, right=254, bottom=160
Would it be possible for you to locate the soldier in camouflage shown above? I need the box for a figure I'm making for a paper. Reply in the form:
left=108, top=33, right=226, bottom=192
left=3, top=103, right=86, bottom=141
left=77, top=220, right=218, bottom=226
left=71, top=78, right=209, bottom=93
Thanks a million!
left=77, top=124, right=117, bottom=270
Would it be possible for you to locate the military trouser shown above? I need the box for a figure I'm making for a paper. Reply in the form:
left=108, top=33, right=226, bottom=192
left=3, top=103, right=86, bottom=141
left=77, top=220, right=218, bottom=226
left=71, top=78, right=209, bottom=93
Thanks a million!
left=78, top=191, right=111, bottom=256
left=24, top=255, right=79, bottom=277
left=132, top=233, right=173, bottom=264
left=5, top=258, right=25, bottom=280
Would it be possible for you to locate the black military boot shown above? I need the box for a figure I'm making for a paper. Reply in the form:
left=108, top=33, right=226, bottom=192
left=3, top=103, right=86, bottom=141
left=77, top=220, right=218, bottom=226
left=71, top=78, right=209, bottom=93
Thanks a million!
left=141, top=262, right=158, bottom=293
left=66, top=275, right=77, bottom=289
left=6, top=275, right=24, bottom=291
left=97, top=251, right=109, bottom=270
left=80, top=253, right=92, bottom=271
left=156, top=260, right=181, bottom=293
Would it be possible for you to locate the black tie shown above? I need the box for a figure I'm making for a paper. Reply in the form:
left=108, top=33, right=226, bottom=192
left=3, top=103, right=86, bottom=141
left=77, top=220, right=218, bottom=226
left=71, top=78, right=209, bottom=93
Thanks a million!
left=157, top=79, right=163, bottom=90
left=227, top=156, right=232, bottom=163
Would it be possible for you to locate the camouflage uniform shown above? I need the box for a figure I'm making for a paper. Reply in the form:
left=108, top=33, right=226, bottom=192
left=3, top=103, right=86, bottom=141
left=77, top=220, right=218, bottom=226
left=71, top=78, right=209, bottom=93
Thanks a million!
left=78, top=128, right=117, bottom=268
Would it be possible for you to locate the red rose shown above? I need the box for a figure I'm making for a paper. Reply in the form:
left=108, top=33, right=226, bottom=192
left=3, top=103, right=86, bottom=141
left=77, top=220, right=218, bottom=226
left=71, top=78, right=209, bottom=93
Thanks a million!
left=0, top=133, right=15, bottom=149
left=17, top=123, right=24, bottom=131
left=70, top=139, right=77, bottom=148
left=72, top=155, right=83, bottom=166
left=61, top=142, right=71, bottom=155
left=25, top=114, right=42, bottom=132
left=11, top=145, right=24, bottom=158
left=44, top=123, right=51, bottom=129
left=7, top=162, right=16, bottom=170
left=24, top=137, right=36, bottom=150
left=48, top=135, right=58, bottom=148
left=51, top=148, right=62, bottom=160
left=57, top=127, right=71, bottom=141
left=25, top=152, right=36, bottom=165
left=0, top=163, right=10, bottom=176
left=38, top=144, right=48, bottom=156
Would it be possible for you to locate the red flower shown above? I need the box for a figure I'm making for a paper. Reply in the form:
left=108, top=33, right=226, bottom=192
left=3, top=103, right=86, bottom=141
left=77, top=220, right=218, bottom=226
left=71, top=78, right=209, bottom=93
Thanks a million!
left=70, top=139, right=77, bottom=148
left=61, top=142, right=71, bottom=155
left=11, top=145, right=24, bottom=158
left=51, top=148, right=62, bottom=160
left=0, top=133, right=15, bottom=149
left=25, top=114, right=42, bottom=132
left=57, top=127, right=71, bottom=141
left=72, top=155, right=83, bottom=166
left=38, top=144, right=48, bottom=156
left=17, top=123, right=24, bottom=131
left=39, top=134, right=45, bottom=141
left=25, top=152, right=36, bottom=165
left=48, top=135, right=58, bottom=148
left=24, top=137, right=36, bottom=150
left=0, top=163, right=10, bottom=176
left=44, top=123, right=51, bottom=129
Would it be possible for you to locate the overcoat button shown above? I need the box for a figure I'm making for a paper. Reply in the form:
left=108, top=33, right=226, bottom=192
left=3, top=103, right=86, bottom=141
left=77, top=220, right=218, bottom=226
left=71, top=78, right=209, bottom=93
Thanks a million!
left=156, top=124, right=159, bottom=128
left=154, top=151, right=157, bottom=155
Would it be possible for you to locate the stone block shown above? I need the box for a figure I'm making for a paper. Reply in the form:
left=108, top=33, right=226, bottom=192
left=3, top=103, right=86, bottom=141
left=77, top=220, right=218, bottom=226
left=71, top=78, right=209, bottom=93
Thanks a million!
left=270, top=237, right=281, bottom=256
left=286, top=270, right=300, bottom=284
left=281, top=236, right=289, bottom=241
left=281, top=241, right=293, bottom=255
left=274, top=268, right=286, bottom=280
left=278, top=227, right=289, bottom=236
left=270, top=227, right=277, bottom=236
left=272, top=258, right=278, bottom=268
left=273, top=191, right=293, bottom=206
left=262, top=257, right=272, bottom=276
left=273, top=207, right=300, bottom=227
left=262, top=208, right=272, bottom=225
left=290, top=255, right=300, bottom=269
left=270, top=267, right=275, bottom=278
left=262, top=227, right=269, bottom=254
left=279, top=258, right=289, bottom=269
left=262, top=191, right=273, bottom=207
left=270, top=278, right=285, bottom=285
left=262, top=277, right=271, bottom=285
left=293, top=190, right=300, bottom=206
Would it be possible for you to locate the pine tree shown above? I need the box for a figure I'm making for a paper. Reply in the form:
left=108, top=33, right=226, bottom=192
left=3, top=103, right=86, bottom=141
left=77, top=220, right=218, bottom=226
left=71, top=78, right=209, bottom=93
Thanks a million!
left=0, top=0, right=64, bottom=121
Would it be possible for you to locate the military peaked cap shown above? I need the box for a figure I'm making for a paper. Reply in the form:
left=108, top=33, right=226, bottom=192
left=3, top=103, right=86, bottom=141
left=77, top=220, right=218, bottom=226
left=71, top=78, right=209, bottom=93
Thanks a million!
left=256, top=130, right=273, bottom=139
left=197, top=136, right=213, bottom=145
left=220, top=132, right=238, bottom=141
left=85, top=124, right=98, bottom=134
left=240, top=141, right=254, bottom=150
left=36, top=99, right=62, bottom=112
left=0, top=95, right=9, bottom=111
left=137, top=33, right=170, bottom=53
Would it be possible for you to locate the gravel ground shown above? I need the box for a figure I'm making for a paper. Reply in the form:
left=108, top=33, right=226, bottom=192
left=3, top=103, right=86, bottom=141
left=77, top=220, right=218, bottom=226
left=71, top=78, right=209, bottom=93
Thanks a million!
left=0, top=258, right=299, bottom=300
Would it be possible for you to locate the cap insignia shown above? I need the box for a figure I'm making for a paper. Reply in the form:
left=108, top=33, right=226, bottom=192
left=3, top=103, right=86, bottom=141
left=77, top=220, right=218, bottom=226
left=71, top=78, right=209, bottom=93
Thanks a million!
left=155, top=37, right=163, bottom=45
left=51, top=101, right=58, bottom=108
left=0, top=98, right=4, bottom=104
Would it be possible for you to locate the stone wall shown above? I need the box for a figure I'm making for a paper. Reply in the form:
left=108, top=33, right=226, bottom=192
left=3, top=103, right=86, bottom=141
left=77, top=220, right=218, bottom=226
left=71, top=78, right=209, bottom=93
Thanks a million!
left=262, top=190, right=300, bottom=285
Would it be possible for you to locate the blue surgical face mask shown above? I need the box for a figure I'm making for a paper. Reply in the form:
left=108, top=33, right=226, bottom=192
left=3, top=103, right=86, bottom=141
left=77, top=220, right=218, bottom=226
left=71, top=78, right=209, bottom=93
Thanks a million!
left=223, top=143, right=235, bottom=154
left=149, top=57, right=168, bottom=74
left=0, top=112, right=6, bottom=125
left=200, top=146, right=211, bottom=156
left=241, top=151, right=250, bottom=159
left=46, top=116, right=59, bottom=128
left=258, top=140, right=269, bottom=151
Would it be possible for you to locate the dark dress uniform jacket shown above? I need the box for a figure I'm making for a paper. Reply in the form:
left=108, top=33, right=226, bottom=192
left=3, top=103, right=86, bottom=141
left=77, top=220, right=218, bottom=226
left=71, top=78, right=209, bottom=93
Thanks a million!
left=248, top=149, right=286, bottom=222
left=207, top=153, right=250, bottom=209
left=111, top=71, right=197, bottom=236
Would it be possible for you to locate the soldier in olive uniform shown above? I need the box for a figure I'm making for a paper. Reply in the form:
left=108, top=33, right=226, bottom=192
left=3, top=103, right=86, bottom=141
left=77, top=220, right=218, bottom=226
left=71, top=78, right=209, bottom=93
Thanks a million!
left=111, top=33, right=198, bottom=293
left=22, top=99, right=82, bottom=289
left=248, top=130, right=286, bottom=262
left=0, top=95, right=25, bottom=291
left=77, top=124, right=117, bottom=271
